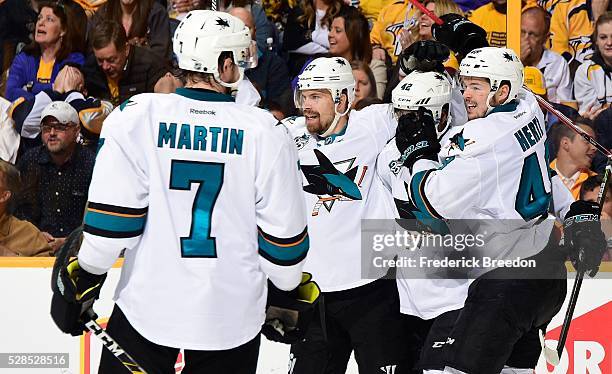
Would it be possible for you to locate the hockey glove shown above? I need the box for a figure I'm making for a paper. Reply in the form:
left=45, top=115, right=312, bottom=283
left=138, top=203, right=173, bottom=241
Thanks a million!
left=51, top=227, right=107, bottom=336
left=563, top=201, right=607, bottom=276
left=431, top=14, right=488, bottom=58
left=395, top=107, right=441, bottom=171
left=399, top=40, right=449, bottom=75
left=263, top=272, right=321, bottom=344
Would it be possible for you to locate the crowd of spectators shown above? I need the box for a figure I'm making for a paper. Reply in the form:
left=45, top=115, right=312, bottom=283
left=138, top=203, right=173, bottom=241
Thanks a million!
left=0, top=0, right=611, bottom=256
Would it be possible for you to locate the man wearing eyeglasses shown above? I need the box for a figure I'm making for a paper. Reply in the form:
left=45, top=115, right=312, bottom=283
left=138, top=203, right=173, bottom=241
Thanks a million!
left=14, top=101, right=95, bottom=253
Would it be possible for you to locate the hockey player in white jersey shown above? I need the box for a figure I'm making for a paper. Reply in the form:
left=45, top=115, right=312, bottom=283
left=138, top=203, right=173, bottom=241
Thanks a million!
left=376, top=70, right=473, bottom=369
left=50, top=10, right=311, bottom=373
left=280, top=56, right=411, bottom=373
left=392, top=47, right=607, bottom=373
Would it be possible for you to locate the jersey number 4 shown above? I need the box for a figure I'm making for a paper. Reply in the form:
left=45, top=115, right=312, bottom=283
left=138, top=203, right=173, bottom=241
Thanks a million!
left=515, top=153, right=551, bottom=221
left=170, top=160, right=224, bottom=258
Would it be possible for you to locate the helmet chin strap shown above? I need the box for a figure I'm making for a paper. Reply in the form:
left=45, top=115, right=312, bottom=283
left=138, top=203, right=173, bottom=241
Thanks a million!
left=485, top=90, right=497, bottom=116
left=436, top=112, right=453, bottom=140
left=319, top=102, right=350, bottom=138
left=485, top=82, right=513, bottom=115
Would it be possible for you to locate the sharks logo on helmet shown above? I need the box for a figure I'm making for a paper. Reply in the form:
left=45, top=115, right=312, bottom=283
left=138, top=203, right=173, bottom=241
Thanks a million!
left=216, top=17, right=230, bottom=29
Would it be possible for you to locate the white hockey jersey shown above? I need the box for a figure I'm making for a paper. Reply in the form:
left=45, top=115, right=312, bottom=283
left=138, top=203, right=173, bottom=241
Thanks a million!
left=537, top=49, right=573, bottom=104
left=409, top=89, right=556, bottom=264
left=384, top=89, right=575, bottom=318
left=284, top=104, right=398, bottom=292
left=378, top=126, right=470, bottom=319
left=574, top=55, right=612, bottom=113
left=78, top=88, right=309, bottom=350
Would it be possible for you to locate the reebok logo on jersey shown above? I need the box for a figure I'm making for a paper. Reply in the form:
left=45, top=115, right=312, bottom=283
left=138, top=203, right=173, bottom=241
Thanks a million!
left=380, top=365, right=397, bottom=374
left=190, top=108, right=216, bottom=115
left=514, top=111, right=527, bottom=119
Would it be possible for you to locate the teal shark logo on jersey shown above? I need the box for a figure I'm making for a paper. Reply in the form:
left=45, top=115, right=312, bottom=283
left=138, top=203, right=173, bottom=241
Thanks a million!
left=301, top=149, right=364, bottom=216
left=448, top=130, right=474, bottom=152
left=119, top=99, right=136, bottom=111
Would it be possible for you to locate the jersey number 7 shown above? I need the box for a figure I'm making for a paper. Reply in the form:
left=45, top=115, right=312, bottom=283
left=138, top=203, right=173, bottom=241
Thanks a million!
left=169, top=160, right=225, bottom=258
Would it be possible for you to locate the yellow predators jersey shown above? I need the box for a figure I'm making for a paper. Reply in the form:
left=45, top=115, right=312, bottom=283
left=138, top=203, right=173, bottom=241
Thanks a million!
left=72, top=0, right=107, bottom=17
left=537, top=0, right=561, bottom=13
left=550, top=0, right=593, bottom=64
left=370, top=0, right=419, bottom=62
left=360, top=0, right=397, bottom=25
left=468, top=3, right=507, bottom=47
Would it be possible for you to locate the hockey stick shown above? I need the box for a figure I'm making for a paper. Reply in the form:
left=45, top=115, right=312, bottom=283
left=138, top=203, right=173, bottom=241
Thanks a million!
left=407, top=0, right=444, bottom=25
left=402, top=9, right=612, bottom=362
left=533, top=94, right=611, bottom=156
left=555, top=154, right=612, bottom=360
left=82, top=308, right=148, bottom=373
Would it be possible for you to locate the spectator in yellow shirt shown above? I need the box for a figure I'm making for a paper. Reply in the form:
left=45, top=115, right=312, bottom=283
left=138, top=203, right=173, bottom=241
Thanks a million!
left=468, top=0, right=508, bottom=47
left=360, top=0, right=396, bottom=25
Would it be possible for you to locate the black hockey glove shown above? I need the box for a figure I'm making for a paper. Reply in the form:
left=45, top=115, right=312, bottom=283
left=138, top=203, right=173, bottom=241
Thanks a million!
left=399, top=40, right=450, bottom=75
left=262, top=272, right=321, bottom=344
left=563, top=201, right=607, bottom=276
left=395, top=107, right=441, bottom=171
left=51, top=227, right=107, bottom=336
left=431, top=14, right=488, bottom=58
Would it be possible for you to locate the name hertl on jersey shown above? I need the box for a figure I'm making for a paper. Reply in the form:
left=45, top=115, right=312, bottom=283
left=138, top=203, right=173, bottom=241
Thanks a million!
left=284, top=104, right=397, bottom=292
left=409, top=88, right=556, bottom=270
left=78, top=89, right=308, bottom=350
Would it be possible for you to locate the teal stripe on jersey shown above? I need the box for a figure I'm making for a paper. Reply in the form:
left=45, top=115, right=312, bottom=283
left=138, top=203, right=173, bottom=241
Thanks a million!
left=410, top=170, right=450, bottom=235
left=258, top=231, right=309, bottom=263
left=84, top=209, right=147, bottom=233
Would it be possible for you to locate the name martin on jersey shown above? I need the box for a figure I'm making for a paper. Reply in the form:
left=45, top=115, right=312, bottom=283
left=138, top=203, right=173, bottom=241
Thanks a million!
left=301, top=149, right=366, bottom=216
left=157, top=122, right=244, bottom=154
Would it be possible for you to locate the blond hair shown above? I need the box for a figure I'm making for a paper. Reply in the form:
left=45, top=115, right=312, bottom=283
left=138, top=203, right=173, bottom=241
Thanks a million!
left=410, top=0, right=463, bottom=41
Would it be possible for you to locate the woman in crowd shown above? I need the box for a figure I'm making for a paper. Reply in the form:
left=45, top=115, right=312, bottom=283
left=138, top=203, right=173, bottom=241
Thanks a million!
left=93, top=0, right=172, bottom=61
left=5, top=1, right=84, bottom=101
left=329, top=6, right=387, bottom=98
left=399, top=0, right=463, bottom=51
left=574, top=11, right=612, bottom=116
left=351, top=60, right=377, bottom=108
left=283, top=0, right=345, bottom=77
